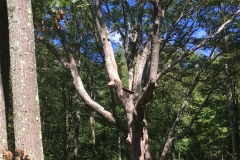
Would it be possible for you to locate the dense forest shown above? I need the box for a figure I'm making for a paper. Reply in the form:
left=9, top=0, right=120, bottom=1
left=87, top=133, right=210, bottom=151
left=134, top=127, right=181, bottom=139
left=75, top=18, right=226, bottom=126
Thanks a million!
left=0, top=0, right=240, bottom=159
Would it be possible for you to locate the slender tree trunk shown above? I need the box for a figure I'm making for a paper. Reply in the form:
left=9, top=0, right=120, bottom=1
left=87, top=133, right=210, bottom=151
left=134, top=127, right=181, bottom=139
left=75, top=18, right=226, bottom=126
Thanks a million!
left=7, top=0, right=44, bottom=159
left=172, top=131, right=175, bottom=160
left=62, top=85, right=69, bottom=160
left=101, top=120, right=106, bottom=160
left=65, top=108, right=69, bottom=159
left=0, top=0, right=10, bottom=154
left=0, top=65, right=8, bottom=157
left=90, top=111, right=96, bottom=160
left=0, top=0, right=10, bottom=118
left=72, top=93, right=80, bottom=160
left=118, top=136, right=122, bottom=160
left=225, top=63, right=238, bottom=160
left=232, top=76, right=240, bottom=159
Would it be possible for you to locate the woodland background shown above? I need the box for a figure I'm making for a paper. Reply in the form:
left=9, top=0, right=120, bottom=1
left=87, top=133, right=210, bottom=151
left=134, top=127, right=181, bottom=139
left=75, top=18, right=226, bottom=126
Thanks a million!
left=0, top=0, right=240, bottom=159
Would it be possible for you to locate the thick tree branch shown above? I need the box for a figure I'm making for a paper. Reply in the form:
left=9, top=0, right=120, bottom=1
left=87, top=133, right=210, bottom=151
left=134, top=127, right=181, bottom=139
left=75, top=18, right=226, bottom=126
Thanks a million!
left=133, top=40, right=151, bottom=102
left=37, top=35, right=128, bottom=134
left=88, top=0, right=122, bottom=91
left=135, top=2, right=163, bottom=109
left=124, top=1, right=146, bottom=90
left=88, top=1, right=138, bottom=146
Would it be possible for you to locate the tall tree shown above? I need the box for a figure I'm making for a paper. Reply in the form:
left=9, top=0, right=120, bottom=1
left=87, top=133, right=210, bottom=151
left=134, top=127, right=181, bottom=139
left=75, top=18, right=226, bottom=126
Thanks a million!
left=35, top=0, right=240, bottom=159
left=6, top=0, right=44, bottom=159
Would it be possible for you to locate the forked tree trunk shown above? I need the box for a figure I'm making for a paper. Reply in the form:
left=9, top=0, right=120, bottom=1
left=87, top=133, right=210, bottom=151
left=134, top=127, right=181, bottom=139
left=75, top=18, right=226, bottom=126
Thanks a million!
left=130, top=121, right=151, bottom=160
left=127, top=102, right=151, bottom=160
left=7, top=0, right=44, bottom=159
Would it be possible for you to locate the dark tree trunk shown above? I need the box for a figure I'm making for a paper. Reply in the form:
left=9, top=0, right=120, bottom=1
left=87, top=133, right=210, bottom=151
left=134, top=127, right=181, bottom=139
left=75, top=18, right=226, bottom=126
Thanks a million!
left=232, top=76, right=240, bottom=159
left=0, top=65, right=8, bottom=155
left=72, top=93, right=80, bottom=160
left=0, top=0, right=10, bottom=153
left=225, top=63, right=238, bottom=160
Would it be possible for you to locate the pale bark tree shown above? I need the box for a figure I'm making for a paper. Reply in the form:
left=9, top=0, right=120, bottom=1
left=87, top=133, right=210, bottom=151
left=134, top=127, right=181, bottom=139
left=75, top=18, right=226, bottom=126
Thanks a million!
left=118, top=136, right=122, bottom=160
left=90, top=111, right=96, bottom=160
left=36, top=1, right=240, bottom=159
left=7, top=0, right=44, bottom=159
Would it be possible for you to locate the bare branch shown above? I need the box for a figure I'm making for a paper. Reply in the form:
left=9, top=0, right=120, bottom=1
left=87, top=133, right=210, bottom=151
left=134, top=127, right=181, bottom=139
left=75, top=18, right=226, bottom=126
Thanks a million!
left=160, top=0, right=202, bottom=56
left=160, top=65, right=222, bottom=160
left=157, top=9, right=240, bottom=79
left=36, top=36, right=69, bottom=68
left=135, top=2, right=163, bottom=108
left=176, top=80, right=222, bottom=139
left=104, top=2, right=125, bottom=39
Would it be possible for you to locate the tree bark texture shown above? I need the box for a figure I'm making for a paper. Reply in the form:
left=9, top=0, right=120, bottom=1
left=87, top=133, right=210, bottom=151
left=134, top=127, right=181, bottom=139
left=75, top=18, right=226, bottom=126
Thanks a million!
left=7, top=0, right=44, bottom=159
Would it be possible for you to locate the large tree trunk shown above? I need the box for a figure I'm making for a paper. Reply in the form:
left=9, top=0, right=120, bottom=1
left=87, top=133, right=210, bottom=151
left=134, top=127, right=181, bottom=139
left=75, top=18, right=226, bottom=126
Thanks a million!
left=7, top=0, right=44, bottom=159
left=127, top=104, right=151, bottom=160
